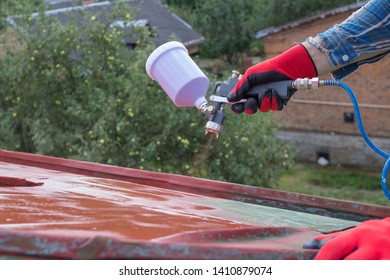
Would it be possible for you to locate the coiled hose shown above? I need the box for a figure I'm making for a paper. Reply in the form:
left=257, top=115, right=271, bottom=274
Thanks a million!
left=322, top=80, right=390, bottom=201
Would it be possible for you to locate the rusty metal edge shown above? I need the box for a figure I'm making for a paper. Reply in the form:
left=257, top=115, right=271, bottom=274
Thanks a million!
left=0, top=231, right=317, bottom=260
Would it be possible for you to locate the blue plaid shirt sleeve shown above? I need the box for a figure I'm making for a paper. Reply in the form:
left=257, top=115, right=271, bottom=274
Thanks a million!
left=306, top=0, right=390, bottom=79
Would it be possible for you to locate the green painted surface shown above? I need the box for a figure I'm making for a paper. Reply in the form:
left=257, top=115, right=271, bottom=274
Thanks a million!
left=193, top=198, right=358, bottom=233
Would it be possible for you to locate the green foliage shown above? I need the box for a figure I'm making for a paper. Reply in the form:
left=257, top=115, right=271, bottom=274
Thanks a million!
left=306, top=167, right=380, bottom=191
left=191, top=0, right=257, bottom=66
left=278, top=164, right=389, bottom=206
left=163, top=0, right=198, bottom=9
left=0, top=0, right=44, bottom=19
left=258, top=0, right=357, bottom=27
left=206, top=110, right=292, bottom=187
left=0, top=1, right=292, bottom=187
left=166, top=0, right=356, bottom=65
left=0, top=3, right=157, bottom=161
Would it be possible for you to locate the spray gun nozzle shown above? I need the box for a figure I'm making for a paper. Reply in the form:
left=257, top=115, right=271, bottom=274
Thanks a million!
left=205, top=121, right=224, bottom=138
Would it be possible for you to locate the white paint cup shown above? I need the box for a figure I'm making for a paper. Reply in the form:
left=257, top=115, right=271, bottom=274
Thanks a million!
left=145, top=41, right=209, bottom=109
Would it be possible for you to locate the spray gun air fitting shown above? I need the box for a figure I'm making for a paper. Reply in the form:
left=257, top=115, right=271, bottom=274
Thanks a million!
left=292, top=77, right=323, bottom=90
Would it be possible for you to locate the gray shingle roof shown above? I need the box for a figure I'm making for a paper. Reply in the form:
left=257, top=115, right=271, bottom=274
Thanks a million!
left=32, top=0, right=205, bottom=47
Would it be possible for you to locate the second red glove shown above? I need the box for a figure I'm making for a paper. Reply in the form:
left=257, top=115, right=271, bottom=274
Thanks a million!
left=304, top=217, right=390, bottom=260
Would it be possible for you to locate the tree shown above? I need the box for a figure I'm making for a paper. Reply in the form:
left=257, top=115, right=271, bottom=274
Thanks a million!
left=258, top=0, right=356, bottom=27
left=191, top=0, right=258, bottom=66
left=0, top=1, right=292, bottom=187
left=0, top=0, right=44, bottom=20
left=192, top=109, right=292, bottom=187
left=0, top=2, right=160, bottom=160
left=163, top=0, right=198, bottom=9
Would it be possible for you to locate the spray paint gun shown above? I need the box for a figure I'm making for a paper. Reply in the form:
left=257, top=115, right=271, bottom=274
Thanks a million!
left=146, top=41, right=390, bottom=200
left=145, top=41, right=316, bottom=138
left=203, top=72, right=305, bottom=137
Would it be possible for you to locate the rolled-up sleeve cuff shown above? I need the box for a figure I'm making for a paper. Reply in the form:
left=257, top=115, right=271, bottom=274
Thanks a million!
left=308, top=26, right=359, bottom=68
left=306, top=26, right=361, bottom=79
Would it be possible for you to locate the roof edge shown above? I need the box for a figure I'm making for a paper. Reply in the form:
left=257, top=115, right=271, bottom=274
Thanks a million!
left=256, top=1, right=367, bottom=39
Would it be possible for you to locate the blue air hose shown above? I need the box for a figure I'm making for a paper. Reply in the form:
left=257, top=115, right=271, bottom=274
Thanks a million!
left=322, top=80, right=390, bottom=201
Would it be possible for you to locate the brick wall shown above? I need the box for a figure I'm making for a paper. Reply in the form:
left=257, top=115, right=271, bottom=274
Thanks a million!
left=262, top=11, right=390, bottom=139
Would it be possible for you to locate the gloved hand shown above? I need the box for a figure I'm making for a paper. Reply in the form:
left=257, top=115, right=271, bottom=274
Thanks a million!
left=303, top=217, right=390, bottom=260
left=227, top=44, right=317, bottom=114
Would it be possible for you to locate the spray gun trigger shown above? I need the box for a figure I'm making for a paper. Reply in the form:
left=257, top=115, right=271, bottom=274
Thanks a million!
left=209, top=95, right=247, bottom=105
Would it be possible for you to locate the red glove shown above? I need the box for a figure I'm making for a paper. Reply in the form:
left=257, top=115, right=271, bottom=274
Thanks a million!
left=227, top=44, right=317, bottom=114
left=304, top=218, right=390, bottom=260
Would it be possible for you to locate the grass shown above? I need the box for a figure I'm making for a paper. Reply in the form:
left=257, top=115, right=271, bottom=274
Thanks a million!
left=276, top=163, right=390, bottom=206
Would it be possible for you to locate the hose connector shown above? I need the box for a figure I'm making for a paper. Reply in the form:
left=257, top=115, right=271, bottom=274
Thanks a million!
left=292, top=77, right=322, bottom=90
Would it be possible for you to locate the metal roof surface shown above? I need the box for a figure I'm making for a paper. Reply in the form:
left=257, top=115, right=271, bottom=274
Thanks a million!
left=1, top=149, right=389, bottom=259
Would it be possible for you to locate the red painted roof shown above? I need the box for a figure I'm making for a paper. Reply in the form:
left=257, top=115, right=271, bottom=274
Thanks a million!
left=1, top=149, right=389, bottom=259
